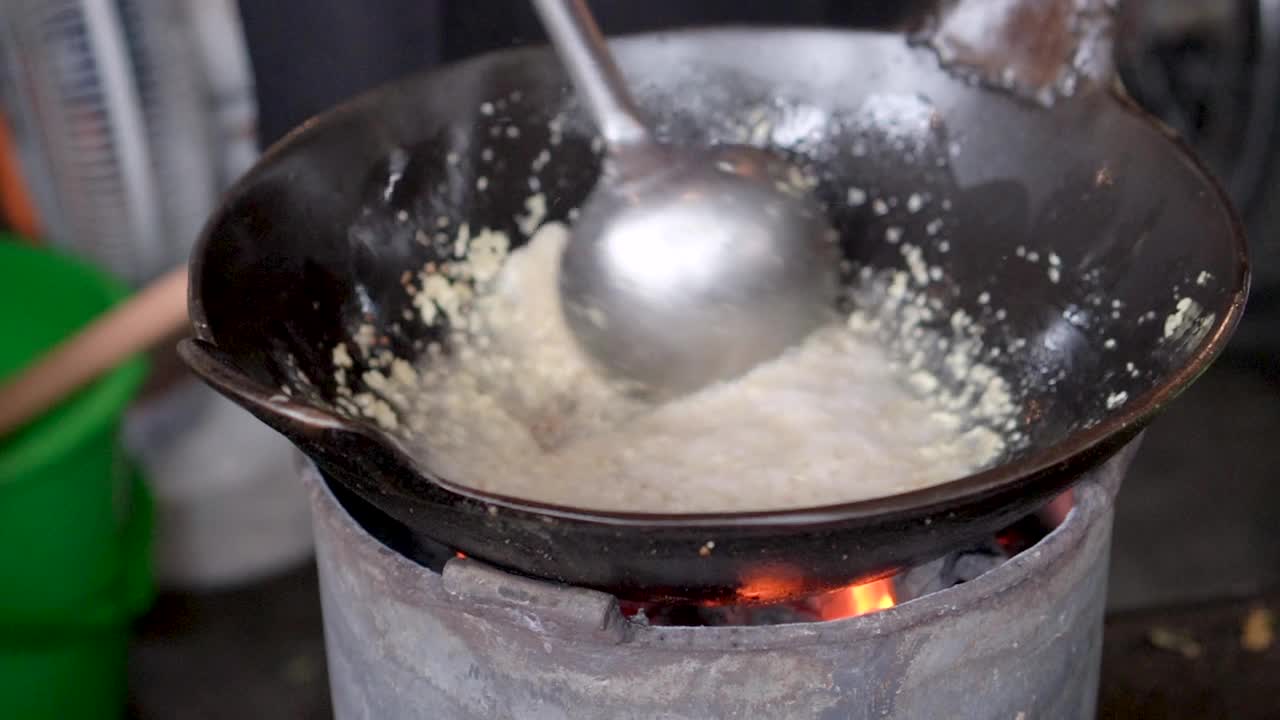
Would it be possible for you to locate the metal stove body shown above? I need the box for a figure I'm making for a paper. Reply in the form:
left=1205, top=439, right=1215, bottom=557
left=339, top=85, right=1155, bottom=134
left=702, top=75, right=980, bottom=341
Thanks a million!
left=304, top=443, right=1134, bottom=720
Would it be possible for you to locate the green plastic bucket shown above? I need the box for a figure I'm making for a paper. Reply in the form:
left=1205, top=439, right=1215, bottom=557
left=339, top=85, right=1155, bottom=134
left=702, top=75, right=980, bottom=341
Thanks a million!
left=0, top=238, right=153, bottom=719
left=0, top=469, right=153, bottom=719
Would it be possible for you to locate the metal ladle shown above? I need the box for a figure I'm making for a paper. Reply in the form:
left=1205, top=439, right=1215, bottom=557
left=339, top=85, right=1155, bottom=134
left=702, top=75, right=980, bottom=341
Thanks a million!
left=532, top=0, right=839, bottom=398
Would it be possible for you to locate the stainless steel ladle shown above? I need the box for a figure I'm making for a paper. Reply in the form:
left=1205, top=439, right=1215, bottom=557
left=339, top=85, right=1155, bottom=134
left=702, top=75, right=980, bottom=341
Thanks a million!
left=532, top=0, right=840, bottom=397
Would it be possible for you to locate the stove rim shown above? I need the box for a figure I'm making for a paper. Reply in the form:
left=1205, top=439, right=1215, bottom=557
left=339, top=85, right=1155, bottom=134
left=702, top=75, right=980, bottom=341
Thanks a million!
left=302, top=438, right=1132, bottom=649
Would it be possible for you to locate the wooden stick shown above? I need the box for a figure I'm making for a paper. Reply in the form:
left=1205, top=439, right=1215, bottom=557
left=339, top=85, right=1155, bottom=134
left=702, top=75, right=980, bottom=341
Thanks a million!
left=0, top=265, right=189, bottom=437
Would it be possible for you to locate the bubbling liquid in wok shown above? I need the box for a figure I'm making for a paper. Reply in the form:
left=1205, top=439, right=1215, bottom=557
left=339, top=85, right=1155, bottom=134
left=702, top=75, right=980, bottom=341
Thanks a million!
left=332, top=221, right=1021, bottom=514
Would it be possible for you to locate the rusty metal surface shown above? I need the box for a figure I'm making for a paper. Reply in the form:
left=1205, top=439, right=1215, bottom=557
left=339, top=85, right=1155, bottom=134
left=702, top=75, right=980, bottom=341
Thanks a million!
left=925, top=0, right=1117, bottom=105
left=306, top=441, right=1134, bottom=719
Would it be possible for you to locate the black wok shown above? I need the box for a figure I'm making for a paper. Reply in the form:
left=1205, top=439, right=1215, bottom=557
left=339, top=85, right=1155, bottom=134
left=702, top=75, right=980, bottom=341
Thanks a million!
left=181, top=15, right=1248, bottom=603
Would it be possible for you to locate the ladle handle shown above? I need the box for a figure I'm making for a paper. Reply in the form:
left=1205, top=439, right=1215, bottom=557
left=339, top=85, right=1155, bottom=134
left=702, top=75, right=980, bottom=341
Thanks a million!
left=925, top=0, right=1116, bottom=104
left=531, top=0, right=653, bottom=154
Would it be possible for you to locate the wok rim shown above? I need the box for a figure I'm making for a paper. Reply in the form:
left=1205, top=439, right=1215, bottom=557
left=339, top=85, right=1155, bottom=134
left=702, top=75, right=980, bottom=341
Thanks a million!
left=186, top=26, right=1250, bottom=530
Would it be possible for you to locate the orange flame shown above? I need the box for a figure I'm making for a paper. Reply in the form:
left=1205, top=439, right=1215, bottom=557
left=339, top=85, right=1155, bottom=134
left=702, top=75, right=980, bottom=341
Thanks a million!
left=814, top=578, right=897, bottom=620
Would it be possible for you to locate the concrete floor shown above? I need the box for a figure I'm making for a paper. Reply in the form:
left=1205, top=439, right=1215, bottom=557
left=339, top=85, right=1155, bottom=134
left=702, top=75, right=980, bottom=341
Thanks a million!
left=1100, top=592, right=1280, bottom=720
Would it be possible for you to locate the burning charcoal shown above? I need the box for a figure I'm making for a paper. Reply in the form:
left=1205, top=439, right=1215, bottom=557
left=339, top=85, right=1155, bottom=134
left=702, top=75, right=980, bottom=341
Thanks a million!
left=896, top=557, right=952, bottom=601
left=950, top=543, right=1008, bottom=583
left=896, top=541, right=1009, bottom=603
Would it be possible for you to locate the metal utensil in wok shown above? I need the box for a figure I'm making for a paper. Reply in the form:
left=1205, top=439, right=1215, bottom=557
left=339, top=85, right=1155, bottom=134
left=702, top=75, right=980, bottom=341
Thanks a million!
left=180, top=0, right=1248, bottom=604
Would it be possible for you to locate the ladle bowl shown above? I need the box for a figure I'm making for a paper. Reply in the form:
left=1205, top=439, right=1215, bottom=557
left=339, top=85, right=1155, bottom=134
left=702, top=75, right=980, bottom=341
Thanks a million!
left=181, top=26, right=1248, bottom=604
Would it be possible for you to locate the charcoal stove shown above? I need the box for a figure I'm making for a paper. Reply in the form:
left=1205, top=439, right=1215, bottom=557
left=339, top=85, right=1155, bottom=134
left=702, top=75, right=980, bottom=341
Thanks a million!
left=304, top=440, right=1137, bottom=719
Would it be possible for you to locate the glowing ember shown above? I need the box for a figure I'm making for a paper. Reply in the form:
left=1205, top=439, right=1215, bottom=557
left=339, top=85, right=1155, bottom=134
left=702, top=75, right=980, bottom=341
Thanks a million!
left=813, top=578, right=897, bottom=621
left=735, top=566, right=808, bottom=604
